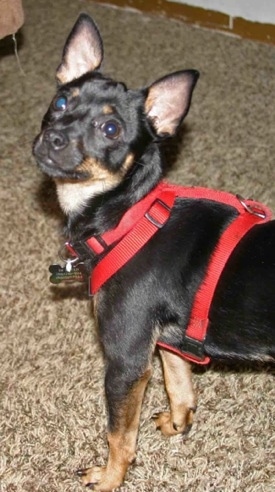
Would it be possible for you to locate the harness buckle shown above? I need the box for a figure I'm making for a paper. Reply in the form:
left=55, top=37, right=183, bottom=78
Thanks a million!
left=145, top=198, right=172, bottom=228
left=180, top=335, right=206, bottom=360
left=236, top=194, right=266, bottom=219
left=65, top=240, right=95, bottom=260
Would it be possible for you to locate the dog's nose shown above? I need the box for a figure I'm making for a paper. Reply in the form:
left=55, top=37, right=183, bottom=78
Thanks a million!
left=44, top=129, right=68, bottom=151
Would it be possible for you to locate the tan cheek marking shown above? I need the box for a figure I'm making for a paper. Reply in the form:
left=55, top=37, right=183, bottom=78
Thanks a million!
left=78, top=157, right=123, bottom=188
left=76, top=156, right=101, bottom=175
left=55, top=153, right=137, bottom=215
left=121, top=153, right=135, bottom=173
left=78, top=154, right=136, bottom=185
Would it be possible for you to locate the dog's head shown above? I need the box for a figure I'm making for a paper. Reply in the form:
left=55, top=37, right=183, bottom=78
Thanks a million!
left=33, top=14, right=198, bottom=214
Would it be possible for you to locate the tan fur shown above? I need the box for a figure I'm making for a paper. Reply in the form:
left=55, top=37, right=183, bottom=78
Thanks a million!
left=55, top=179, right=109, bottom=215
left=102, top=104, right=114, bottom=115
left=154, top=349, right=196, bottom=436
left=55, top=154, right=135, bottom=214
left=122, top=152, right=134, bottom=172
left=71, top=88, right=80, bottom=98
left=79, top=367, right=152, bottom=490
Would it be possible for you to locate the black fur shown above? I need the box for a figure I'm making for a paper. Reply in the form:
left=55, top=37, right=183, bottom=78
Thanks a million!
left=33, top=14, right=274, bottom=491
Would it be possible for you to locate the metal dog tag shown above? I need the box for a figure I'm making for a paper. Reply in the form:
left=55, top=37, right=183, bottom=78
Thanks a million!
left=49, top=262, right=86, bottom=284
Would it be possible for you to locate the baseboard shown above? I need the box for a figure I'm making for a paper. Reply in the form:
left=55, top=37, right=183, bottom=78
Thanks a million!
left=95, top=0, right=275, bottom=45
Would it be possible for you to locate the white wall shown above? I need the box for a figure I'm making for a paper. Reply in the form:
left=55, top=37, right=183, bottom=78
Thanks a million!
left=166, top=0, right=275, bottom=24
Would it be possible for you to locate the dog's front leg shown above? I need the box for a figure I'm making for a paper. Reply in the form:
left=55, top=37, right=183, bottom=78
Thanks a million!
left=78, top=363, right=152, bottom=491
left=153, top=349, right=196, bottom=437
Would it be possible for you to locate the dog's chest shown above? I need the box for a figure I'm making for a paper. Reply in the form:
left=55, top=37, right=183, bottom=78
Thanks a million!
left=55, top=180, right=106, bottom=214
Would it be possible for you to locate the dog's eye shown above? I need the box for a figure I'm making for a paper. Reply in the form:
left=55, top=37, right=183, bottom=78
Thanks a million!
left=54, top=96, right=67, bottom=111
left=101, top=120, right=121, bottom=139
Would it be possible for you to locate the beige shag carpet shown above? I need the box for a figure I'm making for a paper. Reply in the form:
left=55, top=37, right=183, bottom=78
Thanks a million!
left=0, top=0, right=274, bottom=490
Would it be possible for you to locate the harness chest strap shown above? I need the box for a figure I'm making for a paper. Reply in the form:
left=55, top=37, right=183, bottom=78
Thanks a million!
left=90, top=189, right=176, bottom=294
left=67, top=183, right=272, bottom=365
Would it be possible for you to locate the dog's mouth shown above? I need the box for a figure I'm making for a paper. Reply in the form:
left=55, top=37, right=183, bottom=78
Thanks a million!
left=35, top=154, right=69, bottom=179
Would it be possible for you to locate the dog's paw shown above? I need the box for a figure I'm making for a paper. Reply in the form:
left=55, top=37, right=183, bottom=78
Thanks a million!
left=152, top=408, right=195, bottom=437
left=76, top=466, right=122, bottom=491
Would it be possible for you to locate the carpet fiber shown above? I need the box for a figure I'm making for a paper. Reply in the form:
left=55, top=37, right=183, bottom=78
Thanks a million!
left=0, top=0, right=274, bottom=490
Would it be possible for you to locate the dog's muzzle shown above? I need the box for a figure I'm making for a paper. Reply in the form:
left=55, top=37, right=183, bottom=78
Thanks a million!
left=33, top=129, right=82, bottom=177
left=43, top=129, right=69, bottom=151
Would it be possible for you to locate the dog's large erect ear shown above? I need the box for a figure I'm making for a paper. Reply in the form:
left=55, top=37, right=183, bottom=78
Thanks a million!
left=145, top=70, right=199, bottom=137
left=56, top=13, right=103, bottom=84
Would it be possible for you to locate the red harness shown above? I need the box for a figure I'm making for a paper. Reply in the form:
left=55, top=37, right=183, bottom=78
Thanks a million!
left=67, top=182, right=272, bottom=365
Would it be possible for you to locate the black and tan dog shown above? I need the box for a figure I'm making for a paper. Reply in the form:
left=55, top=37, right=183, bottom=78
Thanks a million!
left=33, top=14, right=275, bottom=491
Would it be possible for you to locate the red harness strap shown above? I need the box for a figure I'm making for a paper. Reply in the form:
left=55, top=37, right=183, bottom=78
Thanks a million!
left=91, top=189, right=176, bottom=294
left=68, top=182, right=272, bottom=364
